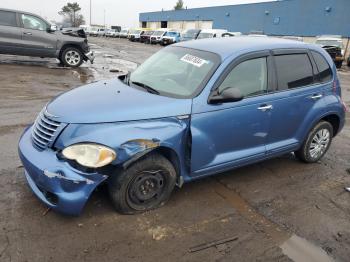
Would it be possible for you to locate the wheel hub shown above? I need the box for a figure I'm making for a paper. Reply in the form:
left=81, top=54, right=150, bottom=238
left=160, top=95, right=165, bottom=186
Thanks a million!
left=309, top=129, right=330, bottom=159
left=65, top=50, right=81, bottom=66
left=128, top=170, right=165, bottom=206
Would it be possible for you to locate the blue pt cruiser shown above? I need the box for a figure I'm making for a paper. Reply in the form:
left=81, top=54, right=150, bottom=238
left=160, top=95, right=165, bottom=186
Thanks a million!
left=19, top=37, right=347, bottom=215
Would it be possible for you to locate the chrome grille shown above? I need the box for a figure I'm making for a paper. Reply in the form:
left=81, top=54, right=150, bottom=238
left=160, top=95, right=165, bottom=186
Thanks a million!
left=31, top=109, right=61, bottom=150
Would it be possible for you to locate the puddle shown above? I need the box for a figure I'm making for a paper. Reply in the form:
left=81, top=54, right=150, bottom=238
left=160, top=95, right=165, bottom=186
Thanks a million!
left=213, top=180, right=335, bottom=262
left=281, top=235, right=334, bottom=262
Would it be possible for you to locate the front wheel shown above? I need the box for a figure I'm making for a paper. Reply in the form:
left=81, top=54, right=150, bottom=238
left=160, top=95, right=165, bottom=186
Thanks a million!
left=108, top=153, right=177, bottom=214
left=60, top=47, right=83, bottom=67
left=295, top=121, right=333, bottom=163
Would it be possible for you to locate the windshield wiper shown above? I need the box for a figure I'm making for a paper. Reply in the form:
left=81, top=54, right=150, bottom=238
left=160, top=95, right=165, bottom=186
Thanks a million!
left=131, top=81, right=160, bottom=95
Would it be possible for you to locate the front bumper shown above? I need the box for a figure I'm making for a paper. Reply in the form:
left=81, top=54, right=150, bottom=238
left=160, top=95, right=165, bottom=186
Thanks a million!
left=84, top=51, right=95, bottom=64
left=162, top=39, right=175, bottom=45
left=18, top=126, right=108, bottom=216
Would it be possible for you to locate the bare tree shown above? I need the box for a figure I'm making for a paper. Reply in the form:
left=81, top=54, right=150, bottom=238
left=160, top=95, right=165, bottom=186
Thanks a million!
left=59, top=2, right=85, bottom=27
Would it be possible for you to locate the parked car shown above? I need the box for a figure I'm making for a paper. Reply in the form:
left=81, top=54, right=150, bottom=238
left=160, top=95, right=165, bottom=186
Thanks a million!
left=18, top=37, right=346, bottom=215
left=196, top=29, right=228, bottom=39
left=222, top=32, right=242, bottom=37
left=315, top=36, right=344, bottom=68
left=97, top=28, right=106, bottom=37
left=128, top=29, right=145, bottom=42
left=282, top=36, right=303, bottom=42
left=0, top=8, right=94, bottom=67
left=140, top=30, right=155, bottom=44
left=180, top=29, right=201, bottom=41
left=119, top=28, right=129, bottom=38
left=89, top=27, right=99, bottom=37
left=105, top=29, right=119, bottom=38
left=160, top=31, right=181, bottom=46
left=150, top=29, right=167, bottom=44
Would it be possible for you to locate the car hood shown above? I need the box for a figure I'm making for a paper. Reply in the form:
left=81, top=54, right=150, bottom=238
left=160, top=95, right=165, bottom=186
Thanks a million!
left=46, top=78, right=192, bottom=124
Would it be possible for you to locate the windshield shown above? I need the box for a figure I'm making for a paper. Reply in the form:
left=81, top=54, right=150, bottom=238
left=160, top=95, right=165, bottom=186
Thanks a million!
left=165, top=32, right=178, bottom=37
left=129, top=47, right=220, bottom=98
left=197, top=33, right=214, bottom=39
left=316, top=40, right=343, bottom=48
left=130, top=30, right=141, bottom=34
left=153, top=31, right=165, bottom=36
left=182, top=30, right=200, bottom=39
left=143, top=31, right=154, bottom=36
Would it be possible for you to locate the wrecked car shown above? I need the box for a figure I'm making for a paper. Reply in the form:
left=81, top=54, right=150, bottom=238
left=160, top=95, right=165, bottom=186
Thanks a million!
left=315, top=36, right=344, bottom=68
left=0, top=8, right=94, bottom=67
left=19, top=37, right=346, bottom=216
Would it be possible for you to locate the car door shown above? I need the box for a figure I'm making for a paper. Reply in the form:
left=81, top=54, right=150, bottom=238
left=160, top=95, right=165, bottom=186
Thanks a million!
left=19, top=13, right=57, bottom=57
left=190, top=52, right=275, bottom=177
left=266, top=49, right=327, bottom=155
left=0, top=10, right=23, bottom=55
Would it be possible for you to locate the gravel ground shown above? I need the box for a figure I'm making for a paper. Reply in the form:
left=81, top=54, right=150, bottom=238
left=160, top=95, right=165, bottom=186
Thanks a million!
left=0, top=37, right=349, bottom=262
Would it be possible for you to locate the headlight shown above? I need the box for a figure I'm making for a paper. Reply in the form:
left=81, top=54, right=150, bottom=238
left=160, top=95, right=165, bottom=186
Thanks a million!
left=62, top=144, right=116, bottom=168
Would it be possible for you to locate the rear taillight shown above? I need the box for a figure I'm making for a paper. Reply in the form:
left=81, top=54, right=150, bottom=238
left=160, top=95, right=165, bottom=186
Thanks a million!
left=341, top=100, right=349, bottom=112
left=332, top=80, right=337, bottom=93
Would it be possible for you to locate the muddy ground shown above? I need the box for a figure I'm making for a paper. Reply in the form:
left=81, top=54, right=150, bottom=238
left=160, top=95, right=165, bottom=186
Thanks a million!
left=0, top=37, right=349, bottom=262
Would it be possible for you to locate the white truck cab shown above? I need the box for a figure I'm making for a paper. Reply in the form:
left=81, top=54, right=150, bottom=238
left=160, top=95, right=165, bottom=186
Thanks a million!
left=197, top=29, right=228, bottom=39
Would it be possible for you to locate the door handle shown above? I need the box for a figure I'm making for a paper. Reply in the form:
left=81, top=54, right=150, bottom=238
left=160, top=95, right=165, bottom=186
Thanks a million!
left=309, top=94, right=323, bottom=100
left=258, top=105, right=273, bottom=112
left=23, top=32, right=32, bottom=35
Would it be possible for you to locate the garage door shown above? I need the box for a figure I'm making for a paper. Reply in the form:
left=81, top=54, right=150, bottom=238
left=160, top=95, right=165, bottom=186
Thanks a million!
left=200, top=21, right=213, bottom=29
left=168, top=21, right=183, bottom=30
left=148, top=22, right=159, bottom=29
left=184, top=21, right=196, bottom=30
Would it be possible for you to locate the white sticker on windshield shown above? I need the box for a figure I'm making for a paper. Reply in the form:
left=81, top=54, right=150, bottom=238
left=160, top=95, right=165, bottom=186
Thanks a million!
left=181, top=54, right=209, bottom=67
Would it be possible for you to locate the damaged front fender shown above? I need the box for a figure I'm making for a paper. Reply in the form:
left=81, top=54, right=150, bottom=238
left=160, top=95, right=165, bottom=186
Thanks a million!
left=55, top=116, right=191, bottom=181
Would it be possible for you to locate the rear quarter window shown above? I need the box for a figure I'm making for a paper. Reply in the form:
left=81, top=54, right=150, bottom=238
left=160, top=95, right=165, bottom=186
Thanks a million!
left=0, top=10, right=17, bottom=27
left=274, top=54, right=314, bottom=90
left=311, top=51, right=333, bottom=83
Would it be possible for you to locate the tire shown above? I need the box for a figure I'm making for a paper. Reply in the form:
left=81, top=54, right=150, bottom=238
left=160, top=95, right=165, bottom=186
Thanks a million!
left=60, top=47, right=83, bottom=67
left=108, top=153, right=177, bottom=214
left=295, top=121, right=333, bottom=163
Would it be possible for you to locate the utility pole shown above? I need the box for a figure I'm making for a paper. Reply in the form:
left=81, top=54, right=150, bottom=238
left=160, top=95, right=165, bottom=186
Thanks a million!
left=104, top=9, right=106, bottom=29
left=90, top=0, right=92, bottom=26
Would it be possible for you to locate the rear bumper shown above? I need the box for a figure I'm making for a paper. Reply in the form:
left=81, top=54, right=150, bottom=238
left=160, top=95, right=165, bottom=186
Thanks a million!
left=18, top=126, right=108, bottom=216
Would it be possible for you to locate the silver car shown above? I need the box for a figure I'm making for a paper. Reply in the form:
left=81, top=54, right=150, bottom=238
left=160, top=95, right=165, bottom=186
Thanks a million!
left=0, top=8, right=94, bottom=67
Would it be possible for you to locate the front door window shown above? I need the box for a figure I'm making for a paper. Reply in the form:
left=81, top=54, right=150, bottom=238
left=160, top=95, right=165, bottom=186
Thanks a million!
left=218, top=57, right=268, bottom=98
left=21, top=14, right=47, bottom=31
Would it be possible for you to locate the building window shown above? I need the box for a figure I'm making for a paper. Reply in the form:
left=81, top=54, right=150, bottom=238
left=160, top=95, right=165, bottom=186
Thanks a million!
left=142, top=21, right=147, bottom=28
left=161, top=21, right=168, bottom=28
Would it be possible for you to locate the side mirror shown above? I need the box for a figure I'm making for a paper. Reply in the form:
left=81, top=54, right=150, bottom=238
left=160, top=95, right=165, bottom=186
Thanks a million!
left=209, top=87, right=244, bottom=104
left=48, top=25, right=57, bottom=32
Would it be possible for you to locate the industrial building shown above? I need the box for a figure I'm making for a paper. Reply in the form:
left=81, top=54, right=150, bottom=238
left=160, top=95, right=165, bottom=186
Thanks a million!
left=139, top=0, right=350, bottom=37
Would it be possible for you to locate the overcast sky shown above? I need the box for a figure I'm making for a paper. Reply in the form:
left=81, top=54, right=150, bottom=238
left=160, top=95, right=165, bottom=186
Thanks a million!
left=1, top=0, right=272, bottom=27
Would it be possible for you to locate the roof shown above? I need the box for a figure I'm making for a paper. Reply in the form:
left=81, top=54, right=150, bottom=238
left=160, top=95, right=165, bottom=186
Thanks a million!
left=173, top=36, right=309, bottom=60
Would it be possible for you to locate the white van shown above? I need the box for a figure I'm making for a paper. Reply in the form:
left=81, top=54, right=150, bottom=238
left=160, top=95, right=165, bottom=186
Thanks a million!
left=197, top=29, right=228, bottom=39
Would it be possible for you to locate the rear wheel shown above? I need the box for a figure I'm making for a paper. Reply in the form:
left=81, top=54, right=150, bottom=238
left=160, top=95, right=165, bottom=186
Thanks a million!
left=295, top=121, right=333, bottom=163
left=108, top=153, right=177, bottom=214
left=60, top=47, right=83, bottom=67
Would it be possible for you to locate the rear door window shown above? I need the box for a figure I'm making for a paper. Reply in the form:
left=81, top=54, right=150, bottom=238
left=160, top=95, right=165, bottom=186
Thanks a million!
left=0, top=10, right=17, bottom=27
left=311, top=51, right=333, bottom=83
left=274, top=54, right=314, bottom=90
